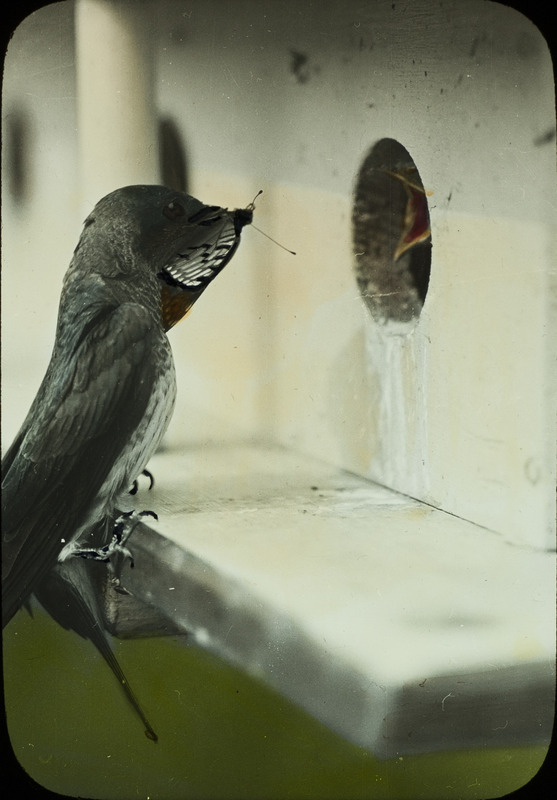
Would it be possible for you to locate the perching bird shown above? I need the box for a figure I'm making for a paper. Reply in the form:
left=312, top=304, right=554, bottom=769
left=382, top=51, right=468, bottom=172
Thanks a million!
left=2, top=184, right=252, bottom=739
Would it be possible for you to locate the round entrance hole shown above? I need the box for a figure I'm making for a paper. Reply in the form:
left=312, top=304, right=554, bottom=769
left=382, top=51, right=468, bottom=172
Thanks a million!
left=352, top=138, right=431, bottom=327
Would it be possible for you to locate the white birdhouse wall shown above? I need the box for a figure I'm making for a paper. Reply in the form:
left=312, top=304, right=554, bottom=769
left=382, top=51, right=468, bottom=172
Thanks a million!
left=2, top=0, right=555, bottom=550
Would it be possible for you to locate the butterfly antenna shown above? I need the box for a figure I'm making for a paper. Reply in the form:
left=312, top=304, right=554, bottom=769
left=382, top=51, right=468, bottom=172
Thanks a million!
left=251, top=225, right=296, bottom=255
left=245, top=190, right=296, bottom=255
left=247, top=189, right=263, bottom=211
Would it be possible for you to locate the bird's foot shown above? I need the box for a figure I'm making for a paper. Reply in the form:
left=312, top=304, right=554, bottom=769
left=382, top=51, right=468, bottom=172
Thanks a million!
left=109, top=509, right=158, bottom=590
left=129, top=469, right=155, bottom=496
left=72, top=509, right=158, bottom=590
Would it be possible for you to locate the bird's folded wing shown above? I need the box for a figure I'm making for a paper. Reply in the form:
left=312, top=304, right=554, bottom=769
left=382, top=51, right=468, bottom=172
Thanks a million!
left=2, top=302, right=163, bottom=625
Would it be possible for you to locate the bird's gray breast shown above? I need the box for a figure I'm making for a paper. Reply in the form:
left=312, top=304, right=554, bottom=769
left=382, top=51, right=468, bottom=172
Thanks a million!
left=110, top=333, right=177, bottom=502
left=71, top=330, right=177, bottom=548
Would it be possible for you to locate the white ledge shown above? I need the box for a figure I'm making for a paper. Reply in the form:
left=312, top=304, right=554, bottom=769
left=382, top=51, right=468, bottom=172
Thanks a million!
left=115, top=441, right=554, bottom=758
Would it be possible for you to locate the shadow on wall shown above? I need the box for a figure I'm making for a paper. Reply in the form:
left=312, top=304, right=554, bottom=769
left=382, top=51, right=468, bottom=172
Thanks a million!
left=4, top=104, right=34, bottom=206
left=5, top=106, right=189, bottom=204
left=158, top=116, right=189, bottom=193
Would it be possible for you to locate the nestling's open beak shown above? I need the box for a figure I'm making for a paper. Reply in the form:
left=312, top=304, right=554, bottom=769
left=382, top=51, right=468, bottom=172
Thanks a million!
left=387, top=169, right=431, bottom=260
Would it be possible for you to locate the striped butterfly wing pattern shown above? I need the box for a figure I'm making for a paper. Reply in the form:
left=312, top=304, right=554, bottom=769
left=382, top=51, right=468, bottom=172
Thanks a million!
left=160, top=205, right=252, bottom=292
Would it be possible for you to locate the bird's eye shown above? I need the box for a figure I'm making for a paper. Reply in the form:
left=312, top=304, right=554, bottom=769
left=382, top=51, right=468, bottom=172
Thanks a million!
left=163, top=201, right=185, bottom=220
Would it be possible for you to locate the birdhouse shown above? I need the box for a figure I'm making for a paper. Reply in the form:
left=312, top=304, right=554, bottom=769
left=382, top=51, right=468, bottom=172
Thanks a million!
left=126, top=0, right=557, bottom=761
left=2, top=0, right=555, bottom=793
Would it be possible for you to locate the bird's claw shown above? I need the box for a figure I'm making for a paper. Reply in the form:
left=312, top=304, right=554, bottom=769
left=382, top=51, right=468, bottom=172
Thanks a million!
left=72, top=509, right=158, bottom=586
left=129, top=469, right=155, bottom=495
left=107, top=509, right=158, bottom=587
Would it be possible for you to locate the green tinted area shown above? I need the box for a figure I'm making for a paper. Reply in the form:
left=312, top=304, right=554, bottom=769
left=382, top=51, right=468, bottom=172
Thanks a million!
left=3, top=606, right=547, bottom=799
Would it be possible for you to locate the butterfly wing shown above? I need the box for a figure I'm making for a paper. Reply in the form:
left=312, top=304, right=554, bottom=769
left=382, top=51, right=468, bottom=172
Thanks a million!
left=160, top=205, right=252, bottom=292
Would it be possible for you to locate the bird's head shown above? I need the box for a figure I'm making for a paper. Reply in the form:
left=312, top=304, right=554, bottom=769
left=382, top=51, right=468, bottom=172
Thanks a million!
left=82, top=185, right=252, bottom=330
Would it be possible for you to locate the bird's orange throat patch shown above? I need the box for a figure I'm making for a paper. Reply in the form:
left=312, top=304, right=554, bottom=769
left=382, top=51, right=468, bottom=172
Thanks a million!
left=160, top=284, right=196, bottom=331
